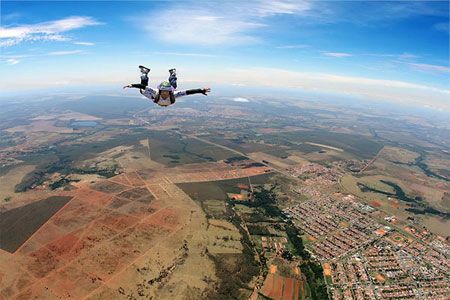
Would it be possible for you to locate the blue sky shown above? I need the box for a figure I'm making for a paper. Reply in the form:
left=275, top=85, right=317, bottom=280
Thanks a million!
left=1, top=1, right=449, bottom=109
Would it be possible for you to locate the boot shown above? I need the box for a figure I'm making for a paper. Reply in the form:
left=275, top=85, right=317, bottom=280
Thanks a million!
left=139, top=65, right=151, bottom=74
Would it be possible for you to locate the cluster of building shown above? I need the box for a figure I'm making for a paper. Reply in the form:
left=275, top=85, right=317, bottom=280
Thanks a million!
left=286, top=199, right=339, bottom=239
left=418, top=280, right=450, bottom=299
left=286, top=163, right=342, bottom=186
left=375, top=280, right=450, bottom=299
left=333, top=159, right=370, bottom=173
left=327, top=238, right=450, bottom=300
left=0, top=155, right=21, bottom=168
left=331, top=257, right=370, bottom=285
left=428, top=237, right=450, bottom=256
left=312, top=226, right=378, bottom=260
left=284, top=195, right=387, bottom=261
left=363, top=244, right=408, bottom=282
left=282, top=187, right=450, bottom=300
left=331, top=286, right=377, bottom=300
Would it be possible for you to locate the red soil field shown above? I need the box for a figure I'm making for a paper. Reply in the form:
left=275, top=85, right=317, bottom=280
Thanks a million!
left=42, top=263, right=102, bottom=299
left=14, top=281, right=58, bottom=300
left=1, top=166, right=266, bottom=299
left=370, top=200, right=381, bottom=207
left=125, top=172, right=146, bottom=187
left=389, top=199, right=400, bottom=209
left=271, top=275, right=284, bottom=300
left=145, top=207, right=180, bottom=230
left=45, top=232, right=80, bottom=258
left=113, top=199, right=154, bottom=218
left=107, top=197, right=130, bottom=210
left=91, top=181, right=129, bottom=194
left=108, top=173, right=133, bottom=186
left=0, top=175, right=175, bottom=299
left=0, top=270, right=35, bottom=299
left=261, top=274, right=274, bottom=296
left=0, top=196, right=72, bottom=253
left=283, top=277, right=294, bottom=300
left=27, top=247, right=65, bottom=278
left=106, top=212, right=140, bottom=232
left=95, top=209, right=125, bottom=228
left=18, top=222, right=64, bottom=255
left=294, top=280, right=301, bottom=300
left=261, top=274, right=302, bottom=300
left=72, top=187, right=111, bottom=205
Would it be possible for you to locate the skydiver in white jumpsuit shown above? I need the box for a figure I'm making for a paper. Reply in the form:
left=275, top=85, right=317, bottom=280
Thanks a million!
left=123, top=66, right=211, bottom=107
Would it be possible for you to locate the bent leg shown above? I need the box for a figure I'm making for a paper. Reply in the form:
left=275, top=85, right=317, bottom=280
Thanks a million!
left=168, top=71, right=177, bottom=89
left=124, top=66, right=150, bottom=89
left=140, top=73, right=149, bottom=87
left=125, top=73, right=148, bottom=89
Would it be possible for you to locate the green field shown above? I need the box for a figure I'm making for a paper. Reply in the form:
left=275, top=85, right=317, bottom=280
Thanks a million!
left=147, top=130, right=236, bottom=166
left=204, top=135, right=291, bottom=158
left=176, top=173, right=274, bottom=202
left=261, top=129, right=383, bottom=159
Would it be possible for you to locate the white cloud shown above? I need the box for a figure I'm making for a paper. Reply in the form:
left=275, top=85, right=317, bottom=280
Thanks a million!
left=1, top=49, right=85, bottom=65
left=194, top=16, right=223, bottom=21
left=0, top=39, right=17, bottom=47
left=255, top=0, right=312, bottom=17
left=153, top=51, right=218, bottom=58
left=322, top=1, right=448, bottom=25
left=0, top=34, right=71, bottom=46
left=2, top=13, right=22, bottom=22
left=322, top=52, right=352, bottom=58
left=434, top=22, right=449, bottom=33
left=74, top=41, right=95, bottom=46
left=6, top=58, right=20, bottom=65
left=233, top=97, right=250, bottom=102
left=49, top=50, right=85, bottom=56
left=407, top=63, right=450, bottom=74
left=210, top=67, right=450, bottom=110
left=2, top=65, right=448, bottom=110
left=0, top=16, right=101, bottom=47
left=363, top=52, right=419, bottom=59
left=277, top=44, right=310, bottom=49
left=143, top=9, right=264, bottom=46
left=397, top=53, right=419, bottom=60
left=139, top=1, right=314, bottom=46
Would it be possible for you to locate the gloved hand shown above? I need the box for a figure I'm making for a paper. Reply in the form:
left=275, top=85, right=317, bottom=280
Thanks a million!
left=202, top=87, right=211, bottom=95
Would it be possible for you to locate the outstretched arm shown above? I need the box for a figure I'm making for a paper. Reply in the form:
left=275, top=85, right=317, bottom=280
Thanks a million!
left=187, top=87, right=210, bottom=95
left=174, top=87, right=211, bottom=98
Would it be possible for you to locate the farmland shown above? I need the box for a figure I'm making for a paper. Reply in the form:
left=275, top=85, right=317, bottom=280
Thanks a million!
left=1, top=92, right=449, bottom=299
left=0, top=196, right=72, bottom=253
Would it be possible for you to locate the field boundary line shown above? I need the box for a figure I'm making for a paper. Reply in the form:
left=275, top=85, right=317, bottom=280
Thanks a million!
left=81, top=216, right=187, bottom=300
left=12, top=195, right=77, bottom=255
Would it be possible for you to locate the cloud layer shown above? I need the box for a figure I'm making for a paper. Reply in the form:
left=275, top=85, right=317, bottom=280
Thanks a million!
left=141, top=1, right=313, bottom=46
left=1, top=49, right=85, bottom=65
left=214, top=67, right=450, bottom=110
left=322, top=52, right=352, bottom=58
left=0, top=16, right=101, bottom=47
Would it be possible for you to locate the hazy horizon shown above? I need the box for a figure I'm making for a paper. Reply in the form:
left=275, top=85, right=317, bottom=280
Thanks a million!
left=1, top=0, right=449, bottom=110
